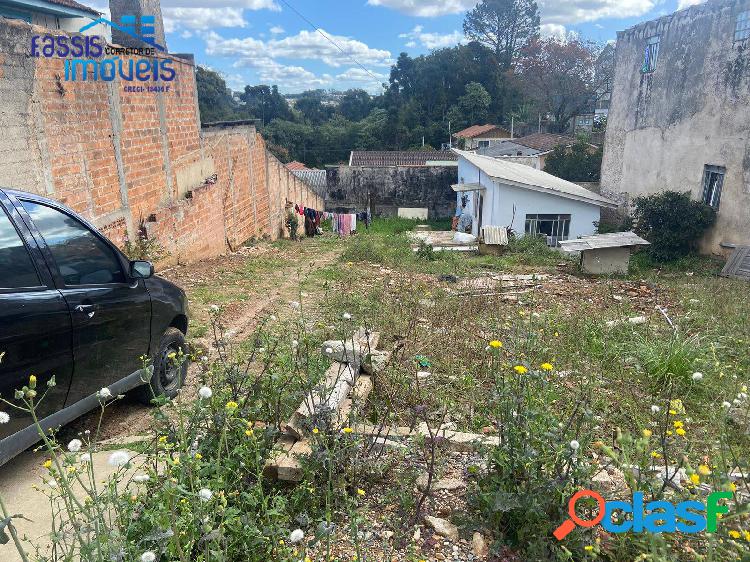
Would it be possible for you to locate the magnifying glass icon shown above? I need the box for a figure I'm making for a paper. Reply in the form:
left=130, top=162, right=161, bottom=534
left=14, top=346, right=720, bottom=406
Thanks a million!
left=553, top=489, right=606, bottom=540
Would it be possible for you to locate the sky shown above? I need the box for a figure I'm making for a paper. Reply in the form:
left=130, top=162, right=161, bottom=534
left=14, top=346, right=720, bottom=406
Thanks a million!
left=90, top=0, right=707, bottom=94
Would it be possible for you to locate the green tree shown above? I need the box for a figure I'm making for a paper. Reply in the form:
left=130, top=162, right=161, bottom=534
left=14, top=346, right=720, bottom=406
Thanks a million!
left=543, top=139, right=603, bottom=182
left=463, top=0, right=540, bottom=69
left=459, top=81, right=492, bottom=124
left=195, top=66, right=240, bottom=124
left=633, top=191, right=716, bottom=262
left=338, top=89, right=372, bottom=121
left=295, top=90, right=333, bottom=124
left=239, top=85, right=293, bottom=125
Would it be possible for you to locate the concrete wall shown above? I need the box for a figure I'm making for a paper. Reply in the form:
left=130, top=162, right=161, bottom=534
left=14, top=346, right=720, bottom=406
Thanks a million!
left=325, top=165, right=458, bottom=219
left=0, top=17, right=322, bottom=264
left=457, top=158, right=601, bottom=240
left=601, top=0, right=750, bottom=254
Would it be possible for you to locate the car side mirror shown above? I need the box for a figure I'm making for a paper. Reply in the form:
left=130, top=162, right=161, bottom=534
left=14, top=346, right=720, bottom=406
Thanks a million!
left=130, top=260, right=154, bottom=279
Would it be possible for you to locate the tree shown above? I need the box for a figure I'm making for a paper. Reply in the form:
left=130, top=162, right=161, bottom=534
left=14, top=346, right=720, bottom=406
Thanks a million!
left=239, top=85, right=293, bottom=125
left=633, top=191, right=716, bottom=262
left=338, top=89, right=372, bottom=121
left=459, top=82, right=492, bottom=124
left=515, top=37, right=608, bottom=133
left=295, top=90, right=333, bottom=124
left=543, top=140, right=603, bottom=182
left=195, top=67, right=240, bottom=125
left=463, top=0, right=540, bottom=69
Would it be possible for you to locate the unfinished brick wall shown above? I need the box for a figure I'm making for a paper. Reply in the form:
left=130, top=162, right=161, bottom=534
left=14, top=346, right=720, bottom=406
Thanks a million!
left=0, top=17, right=323, bottom=264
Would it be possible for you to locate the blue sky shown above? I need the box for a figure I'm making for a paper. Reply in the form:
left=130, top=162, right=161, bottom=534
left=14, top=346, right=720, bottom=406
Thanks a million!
left=93, top=0, right=705, bottom=93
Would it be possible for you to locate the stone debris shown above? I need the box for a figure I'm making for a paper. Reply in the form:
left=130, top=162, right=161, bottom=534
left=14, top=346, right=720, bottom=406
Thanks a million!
left=424, top=516, right=459, bottom=541
left=416, top=473, right=467, bottom=492
left=472, top=532, right=489, bottom=558
left=362, top=350, right=391, bottom=376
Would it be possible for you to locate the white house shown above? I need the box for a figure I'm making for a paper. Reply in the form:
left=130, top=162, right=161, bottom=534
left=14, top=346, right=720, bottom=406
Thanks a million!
left=453, top=149, right=616, bottom=245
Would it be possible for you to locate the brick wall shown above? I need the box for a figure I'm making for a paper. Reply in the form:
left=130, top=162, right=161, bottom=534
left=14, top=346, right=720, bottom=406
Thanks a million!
left=0, top=17, right=323, bottom=264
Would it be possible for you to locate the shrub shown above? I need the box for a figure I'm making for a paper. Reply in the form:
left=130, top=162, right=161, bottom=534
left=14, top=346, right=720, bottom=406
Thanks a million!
left=543, top=140, right=603, bottom=183
left=633, top=191, right=716, bottom=262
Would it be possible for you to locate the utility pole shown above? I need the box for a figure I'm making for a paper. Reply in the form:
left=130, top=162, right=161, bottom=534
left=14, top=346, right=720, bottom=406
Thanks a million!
left=448, top=121, right=452, bottom=149
left=511, top=116, right=514, bottom=140
left=538, top=113, right=542, bottom=133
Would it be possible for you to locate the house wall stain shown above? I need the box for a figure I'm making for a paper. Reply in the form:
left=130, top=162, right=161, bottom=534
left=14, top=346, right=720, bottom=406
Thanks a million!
left=601, top=0, right=750, bottom=254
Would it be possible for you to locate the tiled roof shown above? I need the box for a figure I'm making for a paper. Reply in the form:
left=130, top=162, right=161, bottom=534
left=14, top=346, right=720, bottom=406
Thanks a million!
left=512, top=133, right=577, bottom=153
left=349, top=151, right=458, bottom=167
left=47, top=0, right=100, bottom=15
left=454, top=124, right=511, bottom=139
left=285, top=161, right=309, bottom=171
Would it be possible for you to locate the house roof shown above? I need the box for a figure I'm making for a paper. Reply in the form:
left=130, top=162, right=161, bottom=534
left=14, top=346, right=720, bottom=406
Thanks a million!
left=476, top=141, right=544, bottom=158
left=453, top=149, right=616, bottom=208
left=453, top=124, right=511, bottom=139
left=349, top=151, right=458, bottom=167
left=512, top=133, right=578, bottom=153
left=291, top=169, right=327, bottom=192
left=559, top=232, right=650, bottom=252
left=285, top=161, right=309, bottom=171
left=43, top=0, right=100, bottom=15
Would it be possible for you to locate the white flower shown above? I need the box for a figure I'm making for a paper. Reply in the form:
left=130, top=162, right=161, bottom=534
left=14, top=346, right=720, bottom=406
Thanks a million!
left=209, top=304, right=220, bottom=312
left=325, top=347, right=333, bottom=354
left=67, top=439, right=83, bottom=453
left=108, top=450, right=130, bottom=467
left=198, top=488, right=213, bottom=502
left=133, top=474, right=150, bottom=483
left=740, top=392, right=749, bottom=400
left=289, top=529, right=305, bottom=544
left=290, top=301, right=301, bottom=310
left=79, top=453, right=91, bottom=463
left=569, top=440, right=580, bottom=451
left=651, top=405, right=660, bottom=414
left=0, top=412, right=9, bottom=424
left=722, top=401, right=732, bottom=409
left=141, top=551, right=157, bottom=562
left=692, top=372, right=703, bottom=381
left=270, top=315, right=277, bottom=321
left=97, top=387, right=112, bottom=400
left=292, top=340, right=299, bottom=348
left=198, top=386, right=213, bottom=399
left=342, top=312, right=352, bottom=320
left=735, top=399, right=742, bottom=407
left=258, top=347, right=265, bottom=353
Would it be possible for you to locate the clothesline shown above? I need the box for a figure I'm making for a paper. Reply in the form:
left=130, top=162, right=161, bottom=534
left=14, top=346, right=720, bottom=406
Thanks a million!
left=291, top=203, right=371, bottom=237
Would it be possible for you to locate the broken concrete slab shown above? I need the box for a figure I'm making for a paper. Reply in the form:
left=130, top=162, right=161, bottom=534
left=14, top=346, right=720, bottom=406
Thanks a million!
left=424, top=515, right=459, bottom=541
left=416, top=473, right=466, bottom=492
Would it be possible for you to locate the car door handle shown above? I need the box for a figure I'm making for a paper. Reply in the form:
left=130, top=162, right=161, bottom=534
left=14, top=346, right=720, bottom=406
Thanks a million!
left=75, top=304, right=96, bottom=318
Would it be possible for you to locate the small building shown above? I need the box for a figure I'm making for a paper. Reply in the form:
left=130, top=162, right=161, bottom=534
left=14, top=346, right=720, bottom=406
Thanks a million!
left=348, top=151, right=457, bottom=167
left=453, top=149, right=616, bottom=245
left=601, top=0, right=750, bottom=254
left=453, top=124, right=511, bottom=150
left=0, top=0, right=105, bottom=36
left=476, top=133, right=588, bottom=171
left=559, top=232, right=650, bottom=274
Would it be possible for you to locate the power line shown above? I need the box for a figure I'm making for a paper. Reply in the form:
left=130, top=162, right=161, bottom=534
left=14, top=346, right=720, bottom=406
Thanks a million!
left=276, top=0, right=383, bottom=84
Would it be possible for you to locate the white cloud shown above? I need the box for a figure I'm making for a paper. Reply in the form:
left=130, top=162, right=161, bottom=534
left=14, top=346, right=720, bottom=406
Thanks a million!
left=161, top=0, right=279, bottom=9
left=538, top=0, right=657, bottom=25
left=540, top=23, right=566, bottom=39
left=336, top=67, right=386, bottom=82
left=163, top=8, right=247, bottom=32
left=677, top=0, right=705, bottom=9
left=269, top=25, right=285, bottom=34
left=367, top=0, right=476, bottom=17
left=204, top=29, right=393, bottom=68
left=399, top=25, right=465, bottom=49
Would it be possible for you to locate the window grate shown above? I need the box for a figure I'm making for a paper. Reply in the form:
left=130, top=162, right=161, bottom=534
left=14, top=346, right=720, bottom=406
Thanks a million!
left=525, top=214, right=571, bottom=246
left=702, top=165, right=725, bottom=210
left=642, top=36, right=660, bottom=73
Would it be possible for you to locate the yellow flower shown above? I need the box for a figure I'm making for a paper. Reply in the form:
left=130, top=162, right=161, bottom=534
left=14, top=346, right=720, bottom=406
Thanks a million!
left=554, top=332, right=559, bottom=337
left=729, top=530, right=741, bottom=539
left=514, top=365, right=528, bottom=375
left=673, top=420, right=684, bottom=429
left=173, top=457, right=180, bottom=466
left=305, top=557, right=313, bottom=562
left=651, top=451, right=662, bottom=458
left=43, top=459, right=52, bottom=469
left=676, top=428, right=686, bottom=437
left=730, top=482, right=737, bottom=492
left=195, top=453, right=203, bottom=460
left=342, top=427, right=353, bottom=434
left=245, top=429, right=254, bottom=437
left=666, top=430, right=673, bottom=436
left=357, top=488, right=365, bottom=497
left=540, top=363, right=554, bottom=371
left=743, top=530, right=750, bottom=542
left=698, top=465, right=711, bottom=476
left=642, top=429, right=653, bottom=438
left=226, top=401, right=239, bottom=411
left=167, top=352, right=177, bottom=360
left=690, top=474, right=700, bottom=485
left=29, top=375, right=37, bottom=388
left=489, top=340, right=503, bottom=349
left=584, top=545, right=594, bottom=552
left=312, top=428, right=319, bottom=434
left=279, top=540, right=284, bottom=546
left=669, top=410, right=677, bottom=415
left=158, top=436, right=168, bottom=444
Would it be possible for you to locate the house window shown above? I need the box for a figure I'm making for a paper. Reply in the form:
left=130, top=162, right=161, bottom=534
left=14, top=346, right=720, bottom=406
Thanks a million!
left=525, top=214, right=571, bottom=246
left=641, top=36, right=660, bottom=73
left=702, top=165, right=725, bottom=210
left=478, top=140, right=490, bottom=148
left=736, top=11, right=750, bottom=42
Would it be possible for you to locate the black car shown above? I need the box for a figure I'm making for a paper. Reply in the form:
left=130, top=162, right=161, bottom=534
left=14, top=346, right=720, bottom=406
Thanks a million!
left=0, top=188, right=189, bottom=466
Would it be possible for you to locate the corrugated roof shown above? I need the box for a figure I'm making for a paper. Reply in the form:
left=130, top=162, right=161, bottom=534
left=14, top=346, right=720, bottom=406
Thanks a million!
left=477, top=141, right=543, bottom=157
left=46, top=0, right=100, bottom=15
left=454, top=124, right=511, bottom=139
left=513, top=133, right=578, bottom=153
left=453, top=149, right=616, bottom=208
left=559, top=232, right=650, bottom=252
left=291, top=169, right=327, bottom=192
left=349, top=151, right=458, bottom=167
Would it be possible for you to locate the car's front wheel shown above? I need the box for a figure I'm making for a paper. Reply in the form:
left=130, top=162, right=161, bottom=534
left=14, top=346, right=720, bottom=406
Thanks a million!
left=136, top=327, right=188, bottom=404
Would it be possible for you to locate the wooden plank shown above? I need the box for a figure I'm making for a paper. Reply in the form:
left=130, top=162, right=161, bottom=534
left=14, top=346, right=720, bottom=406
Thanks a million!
left=352, top=423, right=500, bottom=452
left=721, top=247, right=750, bottom=279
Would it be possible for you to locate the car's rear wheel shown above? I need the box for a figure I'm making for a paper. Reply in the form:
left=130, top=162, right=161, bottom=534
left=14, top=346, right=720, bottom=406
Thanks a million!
left=136, top=327, right=188, bottom=404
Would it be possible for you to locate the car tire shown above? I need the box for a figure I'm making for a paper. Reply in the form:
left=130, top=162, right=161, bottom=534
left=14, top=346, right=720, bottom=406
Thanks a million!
left=136, top=327, right=189, bottom=405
